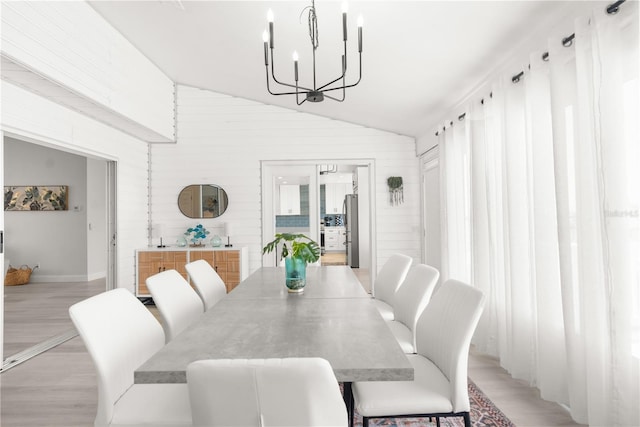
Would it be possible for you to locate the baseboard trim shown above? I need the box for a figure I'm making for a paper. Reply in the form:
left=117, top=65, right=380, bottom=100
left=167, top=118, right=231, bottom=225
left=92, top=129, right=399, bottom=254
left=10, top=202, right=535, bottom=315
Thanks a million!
left=30, top=275, right=89, bottom=283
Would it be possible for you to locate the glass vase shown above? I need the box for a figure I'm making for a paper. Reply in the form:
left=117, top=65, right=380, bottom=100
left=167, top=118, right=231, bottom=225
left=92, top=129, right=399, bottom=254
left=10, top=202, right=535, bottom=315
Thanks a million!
left=284, top=256, right=307, bottom=293
left=210, top=235, right=222, bottom=247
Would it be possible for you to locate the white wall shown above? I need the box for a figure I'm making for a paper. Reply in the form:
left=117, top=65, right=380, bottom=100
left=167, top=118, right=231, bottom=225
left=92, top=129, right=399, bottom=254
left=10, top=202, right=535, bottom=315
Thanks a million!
left=4, top=138, right=88, bottom=282
left=1, top=130, right=4, bottom=364
left=87, top=157, right=106, bottom=280
left=1, top=1, right=175, bottom=142
left=1, top=81, right=149, bottom=292
left=149, top=85, right=421, bottom=275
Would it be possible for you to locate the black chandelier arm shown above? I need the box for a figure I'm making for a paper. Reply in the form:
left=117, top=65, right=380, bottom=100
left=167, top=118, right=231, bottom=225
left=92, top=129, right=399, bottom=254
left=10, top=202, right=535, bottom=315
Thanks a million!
left=323, top=75, right=346, bottom=102
left=295, top=86, right=307, bottom=106
left=323, top=93, right=345, bottom=102
left=269, top=49, right=314, bottom=92
left=316, top=53, right=362, bottom=93
left=325, top=63, right=347, bottom=102
left=265, top=67, right=308, bottom=96
left=315, top=42, right=349, bottom=92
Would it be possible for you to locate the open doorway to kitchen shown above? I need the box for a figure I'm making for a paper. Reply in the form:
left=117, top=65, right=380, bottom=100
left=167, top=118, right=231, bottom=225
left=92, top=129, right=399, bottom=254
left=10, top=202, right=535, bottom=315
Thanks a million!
left=261, top=160, right=374, bottom=292
left=1, top=136, right=116, bottom=371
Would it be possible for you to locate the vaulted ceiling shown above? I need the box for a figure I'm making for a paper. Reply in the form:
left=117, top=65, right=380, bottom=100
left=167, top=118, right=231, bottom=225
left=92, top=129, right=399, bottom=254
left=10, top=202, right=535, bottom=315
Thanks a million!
left=89, top=1, right=588, bottom=138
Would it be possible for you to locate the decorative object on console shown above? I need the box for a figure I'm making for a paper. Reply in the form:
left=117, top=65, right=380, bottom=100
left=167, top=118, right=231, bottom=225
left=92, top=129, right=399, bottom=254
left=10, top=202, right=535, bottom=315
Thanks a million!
left=185, top=224, right=210, bottom=247
left=224, top=222, right=233, bottom=247
left=387, top=176, right=404, bottom=206
left=4, top=185, right=68, bottom=211
left=262, top=233, right=320, bottom=293
left=262, top=0, right=363, bottom=104
left=210, top=235, right=222, bottom=247
left=153, top=223, right=166, bottom=248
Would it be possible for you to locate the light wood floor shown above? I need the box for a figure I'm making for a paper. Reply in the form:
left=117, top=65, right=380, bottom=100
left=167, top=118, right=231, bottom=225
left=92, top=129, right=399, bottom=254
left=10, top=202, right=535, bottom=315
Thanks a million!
left=321, top=252, right=347, bottom=265
left=1, top=278, right=585, bottom=427
left=3, top=279, right=106, bottom=356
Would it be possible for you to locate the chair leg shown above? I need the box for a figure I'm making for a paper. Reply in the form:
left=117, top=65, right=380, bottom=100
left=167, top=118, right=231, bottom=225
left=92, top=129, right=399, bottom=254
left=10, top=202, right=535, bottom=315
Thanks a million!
left=343, top=382, right=354, bottom=427
left=463, top=412, right=471, bottom=427
left=362, top=416, right=369, bottom=427
left=436, top=417, right=441, bottom=427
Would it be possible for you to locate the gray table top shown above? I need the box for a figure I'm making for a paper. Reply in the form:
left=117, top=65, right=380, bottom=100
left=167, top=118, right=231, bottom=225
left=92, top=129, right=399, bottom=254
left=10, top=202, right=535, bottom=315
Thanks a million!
left=225, top=265, right=370, bottom=299
left=135, top=266, right=413, bottom=384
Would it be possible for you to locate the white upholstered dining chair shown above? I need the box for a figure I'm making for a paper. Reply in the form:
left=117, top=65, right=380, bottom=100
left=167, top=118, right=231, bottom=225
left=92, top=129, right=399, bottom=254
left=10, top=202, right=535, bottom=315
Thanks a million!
left=371, top=253, right=413, bottom=320
left=69, top=288, right=191, bottom=427
left=146, top=269, right=204, bottom=343
left=185, top=259, right=227, bottom=310
left=352, top=279, right=485, bottom=427
left=386, top=263, right=439, bottom=353
left=187, top=357, right=348, bottom=427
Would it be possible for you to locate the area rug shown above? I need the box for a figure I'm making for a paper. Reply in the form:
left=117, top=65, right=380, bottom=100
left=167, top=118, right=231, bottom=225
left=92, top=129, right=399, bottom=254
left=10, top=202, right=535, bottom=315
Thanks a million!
left=349, top=379, right=515, bottom=427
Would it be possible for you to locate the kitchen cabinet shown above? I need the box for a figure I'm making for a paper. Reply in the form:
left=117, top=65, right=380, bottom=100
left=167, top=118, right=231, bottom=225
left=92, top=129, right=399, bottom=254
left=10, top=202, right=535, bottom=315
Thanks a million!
left=279, top=184, right=300, bottom=215
left=324, top=227, right=346, bottom=252
left=136, top=247, right=249, bottom=296
left=325, top=183, right=351, bottom=214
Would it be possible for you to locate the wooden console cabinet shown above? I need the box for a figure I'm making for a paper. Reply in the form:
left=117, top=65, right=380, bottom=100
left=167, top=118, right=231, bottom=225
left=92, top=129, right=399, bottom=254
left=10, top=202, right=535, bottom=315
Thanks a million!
left=136, top=247, right=248, bottom=296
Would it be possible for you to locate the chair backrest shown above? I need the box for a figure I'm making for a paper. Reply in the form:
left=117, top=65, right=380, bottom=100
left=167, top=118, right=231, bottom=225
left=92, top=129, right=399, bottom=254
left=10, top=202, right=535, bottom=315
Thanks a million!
left=392, top=264, right=439, bottom=340
left=185, top=259, right=227, bottom=310
left=69, top=288, right=165, bottom=426
left=372, top=253, right=412, bottom=304
left=415, top=279, right=485, bottom=413
left=187, top=358, right=347, bottom=427
left=146, top=269, right=204, bottom=343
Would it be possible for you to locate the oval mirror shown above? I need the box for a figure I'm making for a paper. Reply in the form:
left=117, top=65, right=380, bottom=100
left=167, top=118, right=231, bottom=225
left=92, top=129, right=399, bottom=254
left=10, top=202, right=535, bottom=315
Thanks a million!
left=178, top=184, right=229, bottom=219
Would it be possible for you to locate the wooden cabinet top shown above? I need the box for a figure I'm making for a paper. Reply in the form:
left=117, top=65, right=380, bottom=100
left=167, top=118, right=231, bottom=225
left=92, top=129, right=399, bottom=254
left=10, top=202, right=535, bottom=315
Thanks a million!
left=137, top=246, right=244, bottom=253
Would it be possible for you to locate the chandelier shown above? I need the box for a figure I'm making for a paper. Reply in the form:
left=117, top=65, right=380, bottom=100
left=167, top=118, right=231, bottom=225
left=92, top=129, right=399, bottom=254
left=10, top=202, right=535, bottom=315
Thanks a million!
left=262, top=0, right=363, bottom=104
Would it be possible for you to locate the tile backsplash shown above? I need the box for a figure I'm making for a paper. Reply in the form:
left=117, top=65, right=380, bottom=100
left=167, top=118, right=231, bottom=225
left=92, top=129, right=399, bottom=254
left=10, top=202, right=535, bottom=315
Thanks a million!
left=323, top=214, right=344, bottom=227
left=275, top=184, right=344, bottom=227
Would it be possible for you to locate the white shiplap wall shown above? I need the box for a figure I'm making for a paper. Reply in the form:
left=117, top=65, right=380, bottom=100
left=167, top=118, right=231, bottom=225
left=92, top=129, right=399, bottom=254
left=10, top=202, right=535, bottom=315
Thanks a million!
left=150, top=85, right=421, bottom=276
left=1, top=81, right=149, bottom=292
left=1, top=1, right=175, bottom=141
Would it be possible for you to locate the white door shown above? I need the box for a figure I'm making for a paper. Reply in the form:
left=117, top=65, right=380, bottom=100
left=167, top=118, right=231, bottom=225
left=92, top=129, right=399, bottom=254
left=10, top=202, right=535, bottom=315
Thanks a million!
left=421, top=147, right=441, bottom=271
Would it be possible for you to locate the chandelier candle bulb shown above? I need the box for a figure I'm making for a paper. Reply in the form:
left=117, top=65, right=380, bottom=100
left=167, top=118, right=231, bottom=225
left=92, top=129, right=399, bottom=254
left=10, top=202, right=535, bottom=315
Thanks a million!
left=267, top=9, right=274, bottom=49
left=293, top=51, right=299, bottom=81
left=357, top=15, right=363, bottom=52
left=342, top=2, right=348, bottom=41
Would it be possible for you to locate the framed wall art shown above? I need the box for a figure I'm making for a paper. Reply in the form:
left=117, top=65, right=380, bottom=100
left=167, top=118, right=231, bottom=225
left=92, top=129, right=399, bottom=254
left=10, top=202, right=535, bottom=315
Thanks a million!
left=4, top=185, right=69, bottom=211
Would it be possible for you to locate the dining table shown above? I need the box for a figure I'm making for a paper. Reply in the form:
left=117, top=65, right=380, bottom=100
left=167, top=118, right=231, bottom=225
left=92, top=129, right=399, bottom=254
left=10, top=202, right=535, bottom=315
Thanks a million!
left=134, top=265, right=413, bottom=423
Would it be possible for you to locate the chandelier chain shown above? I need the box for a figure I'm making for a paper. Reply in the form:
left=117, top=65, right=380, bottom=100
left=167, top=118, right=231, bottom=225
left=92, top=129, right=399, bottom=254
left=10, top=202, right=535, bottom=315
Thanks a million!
left=300, top=1, right=319, bottom=50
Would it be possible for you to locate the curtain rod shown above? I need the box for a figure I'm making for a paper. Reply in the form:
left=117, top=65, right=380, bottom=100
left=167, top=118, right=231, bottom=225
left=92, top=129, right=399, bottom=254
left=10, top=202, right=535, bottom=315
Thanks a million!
left=451, top=0, right=627, bottom=129
left=510, top=0, right=627, bottom=84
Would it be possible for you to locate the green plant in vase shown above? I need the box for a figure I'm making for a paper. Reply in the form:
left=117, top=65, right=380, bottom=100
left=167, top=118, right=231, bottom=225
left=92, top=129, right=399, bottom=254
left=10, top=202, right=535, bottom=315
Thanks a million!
left=185, top=224, right=210, bottom=247
left=262, top=233, right=320, bottom=293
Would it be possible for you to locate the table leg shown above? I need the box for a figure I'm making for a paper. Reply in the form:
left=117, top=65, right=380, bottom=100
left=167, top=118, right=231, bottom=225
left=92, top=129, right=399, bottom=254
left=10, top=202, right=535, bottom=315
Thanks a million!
left=343, top=381, right=354, bottom=427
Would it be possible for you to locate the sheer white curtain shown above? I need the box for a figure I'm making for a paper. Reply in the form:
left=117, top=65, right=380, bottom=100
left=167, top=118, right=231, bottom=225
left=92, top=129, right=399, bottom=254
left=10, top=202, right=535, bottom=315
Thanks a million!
left=440, top=2, right=639, bottom=425
left=440, top=118, right=472, bottom=284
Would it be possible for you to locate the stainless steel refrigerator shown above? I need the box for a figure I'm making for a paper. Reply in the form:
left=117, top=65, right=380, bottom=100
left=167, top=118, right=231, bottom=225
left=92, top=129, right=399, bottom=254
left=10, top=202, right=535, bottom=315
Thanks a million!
left=343, top=194, right=359, bottom=268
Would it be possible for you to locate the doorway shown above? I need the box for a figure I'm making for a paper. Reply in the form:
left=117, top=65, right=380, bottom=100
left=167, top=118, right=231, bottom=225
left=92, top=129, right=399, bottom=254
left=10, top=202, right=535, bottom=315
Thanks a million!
left=420, top=147, right=441, bottom=271
left=261, top=160, right=374, bottom=291
left=2, top=136, right=116, bottom=369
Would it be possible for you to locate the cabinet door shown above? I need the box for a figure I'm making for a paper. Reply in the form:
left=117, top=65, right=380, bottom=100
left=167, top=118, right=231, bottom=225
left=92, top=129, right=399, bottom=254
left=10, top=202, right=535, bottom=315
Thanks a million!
left=189, top=250, right=241, bottom=293
left=225, top=251, right=241, bottom=292
left=279, top=184, right=300, bottom=215
left=325, top=184, right=337, bottom=214
left=325, top=183, right=350, bottom=214
left=137, top=251, right=188, bottom=296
